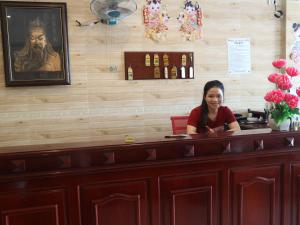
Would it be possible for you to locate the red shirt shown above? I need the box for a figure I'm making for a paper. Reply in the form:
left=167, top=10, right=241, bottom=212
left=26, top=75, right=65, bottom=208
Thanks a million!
left=187, top=106, right=236, bottom=133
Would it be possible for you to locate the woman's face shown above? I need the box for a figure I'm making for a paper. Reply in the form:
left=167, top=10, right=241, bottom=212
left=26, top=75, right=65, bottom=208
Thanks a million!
left=205, top=87, right=223, bottom=111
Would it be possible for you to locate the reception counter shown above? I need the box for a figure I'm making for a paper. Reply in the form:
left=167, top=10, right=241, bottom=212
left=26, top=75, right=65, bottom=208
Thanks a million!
left=0, top=129, right=300, bottom=225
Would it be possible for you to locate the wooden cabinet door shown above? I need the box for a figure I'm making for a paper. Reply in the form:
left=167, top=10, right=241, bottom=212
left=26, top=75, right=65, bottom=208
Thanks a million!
left=291, top=163, right=300, bottom=225
left=230, top=165, right=282, bottom=225
left=160, top=171, right=220, bottom=225
left=0, top=188, right=67, bottom=225
left=79, top=179, right=150, bottom=225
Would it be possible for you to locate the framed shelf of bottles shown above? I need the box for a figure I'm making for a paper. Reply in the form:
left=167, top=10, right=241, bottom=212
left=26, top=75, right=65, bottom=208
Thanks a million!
left=124, top=51, right=194, bottom=80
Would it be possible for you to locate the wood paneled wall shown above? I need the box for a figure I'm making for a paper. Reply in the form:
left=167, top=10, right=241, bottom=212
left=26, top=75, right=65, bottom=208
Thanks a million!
left=0, top=0, right=284, bottom=147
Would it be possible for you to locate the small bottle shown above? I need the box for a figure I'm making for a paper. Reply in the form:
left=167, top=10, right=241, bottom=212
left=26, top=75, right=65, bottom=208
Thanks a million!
left=171, top=66, right=178, bottom=79
left=128, top=66, right=133, bottom=80
left=189, top=66, right=194, bottom=78
left=164, top=67, right=168, bottom=79
left=154, top=66, right=161, bottom=79
left=181, top=66, right=186, bottom=79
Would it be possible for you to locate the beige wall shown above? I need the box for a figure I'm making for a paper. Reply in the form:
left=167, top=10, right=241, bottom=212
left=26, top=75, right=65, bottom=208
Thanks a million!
left=0, top=0, right=284, bottom=147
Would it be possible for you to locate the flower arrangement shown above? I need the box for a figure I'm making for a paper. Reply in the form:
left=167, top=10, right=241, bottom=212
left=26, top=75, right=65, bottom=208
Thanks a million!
left=264, top=59, right=300, bottom=125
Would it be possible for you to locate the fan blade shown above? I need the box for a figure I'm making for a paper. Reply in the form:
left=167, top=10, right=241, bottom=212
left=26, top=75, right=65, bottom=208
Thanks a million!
left=90, top=0, right=137, bottom=23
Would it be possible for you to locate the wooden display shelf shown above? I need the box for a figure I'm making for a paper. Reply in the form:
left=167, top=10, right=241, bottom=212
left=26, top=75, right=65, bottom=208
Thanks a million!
left=124, top=51, right=194, bottom=80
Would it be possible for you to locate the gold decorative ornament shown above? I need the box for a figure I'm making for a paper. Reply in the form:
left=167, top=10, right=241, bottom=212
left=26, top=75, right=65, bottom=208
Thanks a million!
left=163, top=54, right=169, bottom=66
left=145, top=54, right=151, bottom=66
left=154, top=54, right=159, bottom=66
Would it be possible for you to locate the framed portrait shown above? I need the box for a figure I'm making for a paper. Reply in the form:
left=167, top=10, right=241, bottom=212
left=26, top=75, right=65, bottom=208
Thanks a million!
left=0, top=2, right=70, bottom=86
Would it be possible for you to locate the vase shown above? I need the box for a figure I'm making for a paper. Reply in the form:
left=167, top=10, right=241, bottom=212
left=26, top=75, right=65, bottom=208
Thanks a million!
left=268, top=118, right=291, bottom=131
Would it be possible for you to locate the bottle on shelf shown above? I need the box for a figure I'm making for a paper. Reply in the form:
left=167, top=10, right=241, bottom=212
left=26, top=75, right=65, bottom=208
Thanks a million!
left=163, top=53, right=169, bottom=79
left=189, top=66, right=193, bottom=78
left=171, top=66, right=178, bottom=79
left=181, top=53, right=186, bottom=79
left=189, top=53, right=194, bottom=78
left=154, top=66, right=161, bottom=79
left=164, top=67, right=168, bottom=79
left=181, top=66, right=186, bottom=79
left=128, top=65, right=133, bottom=80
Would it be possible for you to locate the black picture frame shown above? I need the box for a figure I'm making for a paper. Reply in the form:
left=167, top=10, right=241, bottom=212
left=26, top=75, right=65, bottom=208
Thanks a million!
left=0, top=1, right=70, bottom=86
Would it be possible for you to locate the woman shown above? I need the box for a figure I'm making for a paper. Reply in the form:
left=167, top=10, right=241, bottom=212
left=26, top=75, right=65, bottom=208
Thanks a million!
left=187, top=80, right=240, bottom=134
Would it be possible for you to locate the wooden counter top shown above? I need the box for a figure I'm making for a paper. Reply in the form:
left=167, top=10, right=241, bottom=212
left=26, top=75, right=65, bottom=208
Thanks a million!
left=0, top=128, right=273, bottom=155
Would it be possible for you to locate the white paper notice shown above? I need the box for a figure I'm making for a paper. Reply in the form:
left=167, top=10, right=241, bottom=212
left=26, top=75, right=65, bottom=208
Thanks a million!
left=227, top=38, right=251, bottom=74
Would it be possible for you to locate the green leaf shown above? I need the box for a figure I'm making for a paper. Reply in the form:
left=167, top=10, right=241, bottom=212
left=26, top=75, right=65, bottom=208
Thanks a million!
left=270, top=102, right=299, bottom=124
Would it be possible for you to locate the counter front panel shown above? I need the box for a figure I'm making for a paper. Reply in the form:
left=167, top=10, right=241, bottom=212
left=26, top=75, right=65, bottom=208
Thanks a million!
left=0, top=129, right=299, bottom=225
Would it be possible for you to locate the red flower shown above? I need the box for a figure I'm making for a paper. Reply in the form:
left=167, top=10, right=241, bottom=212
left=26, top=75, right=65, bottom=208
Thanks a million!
left=272, top=59, right=287, bottom=69
left=264, top=90, right=285, bottom=104
left=285, top=93, right=299, bottom=108
left=265, top=59, right=300, bottom=124
left=268, top=73, right=280, bottom=83
left=296, top=87, right=300, bottom=97
left=264, top=91, right=273, bottom=102
left=276, top=75, right=292, bottom=90
left=286, top=67, right=299, bottom=77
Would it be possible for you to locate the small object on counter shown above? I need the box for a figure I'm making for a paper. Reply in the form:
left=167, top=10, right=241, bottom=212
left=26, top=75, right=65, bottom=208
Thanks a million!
left=293, top=121, right=300, bottom=131
left=128, top=66, right=133, bottom=80
left=181, top=66, right=186, bottom=78
left=145, top=54, right=151, bottom=66
left=292, top=121, right=298, bottom=131
left=154, top=54, right=159, bottom=66
left=171, top=66, right=178, bottom=79
left=163, top=54, right=169, bottom=66
left=247, top=117, right=259, bottom=122
left=124, top=135, right=135, bottom=143
left=165, top=134, right=188, bottom=138
left=164, top=66, right=168, bottom=79
left=154, top=66, right=161, bottom=78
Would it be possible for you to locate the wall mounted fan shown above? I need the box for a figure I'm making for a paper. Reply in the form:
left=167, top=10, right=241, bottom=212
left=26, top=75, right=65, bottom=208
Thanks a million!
left=90, top=0, right=137, bottom=25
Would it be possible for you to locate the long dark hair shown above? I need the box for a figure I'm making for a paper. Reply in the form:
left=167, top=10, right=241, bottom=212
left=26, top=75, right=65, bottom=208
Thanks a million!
left=198, top=80, right=224, bottom=129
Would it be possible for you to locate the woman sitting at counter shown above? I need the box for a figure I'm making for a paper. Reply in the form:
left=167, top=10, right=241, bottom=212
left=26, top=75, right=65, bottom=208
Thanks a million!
left=187, top=80, right=241, bottom=134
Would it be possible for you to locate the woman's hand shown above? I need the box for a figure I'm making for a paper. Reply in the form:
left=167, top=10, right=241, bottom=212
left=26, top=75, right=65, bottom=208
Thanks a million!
left=205, top=126, right=215, bottom=133
left=187, top=125, right=197, bottom=134
left=205, top=126, right=219, bottom=137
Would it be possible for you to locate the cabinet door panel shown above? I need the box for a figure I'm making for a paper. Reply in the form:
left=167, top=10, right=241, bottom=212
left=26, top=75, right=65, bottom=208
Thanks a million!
left=230, top=166, right=282, bottom=225
left=291, top=163, right=300, bottom=225
left=80, top=179, right=149, bottom=225
left=160, top=172, right=220, bottom=225
left=0, top=189, right=67, bottom=225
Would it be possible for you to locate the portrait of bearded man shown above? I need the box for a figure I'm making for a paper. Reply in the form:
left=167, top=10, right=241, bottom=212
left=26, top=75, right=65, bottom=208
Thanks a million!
left=13, top=18, right=61, bottom=72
